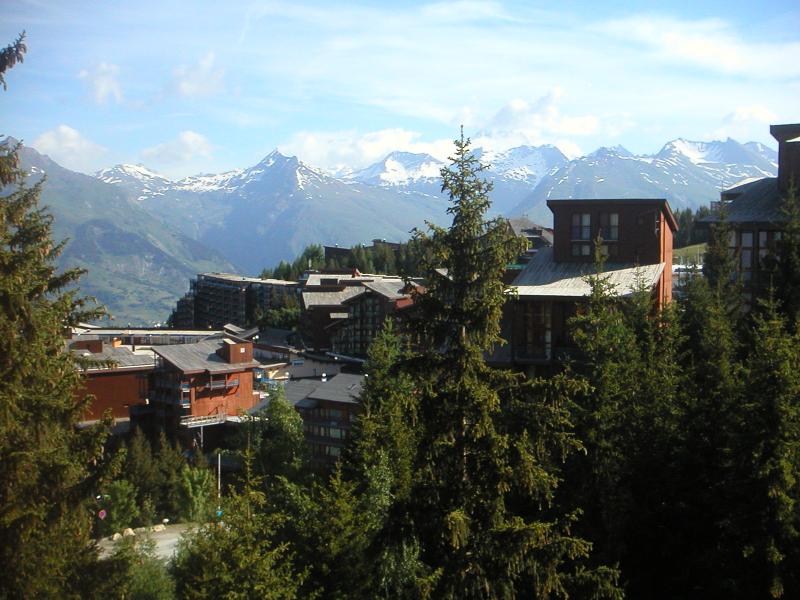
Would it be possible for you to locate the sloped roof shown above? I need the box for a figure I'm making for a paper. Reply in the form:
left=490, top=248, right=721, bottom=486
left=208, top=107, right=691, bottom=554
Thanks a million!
left=307, top=373, right=363, bottom=404
left=511, top=247, right=665, bottom=299
left=359, top=279, right=408, bottom=300
left=707, top=177, right=784, bottom=224
left=274, top=373, right=365, bottom=412
left=153, top=340, right=259, bottom=374
left=302, top=285, right=365, bottom=308
left=72, top=344, right=155, bottom=372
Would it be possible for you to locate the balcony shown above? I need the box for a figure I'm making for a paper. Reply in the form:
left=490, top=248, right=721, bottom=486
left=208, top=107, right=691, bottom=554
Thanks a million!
left=206, top=378, right=239, bottom=390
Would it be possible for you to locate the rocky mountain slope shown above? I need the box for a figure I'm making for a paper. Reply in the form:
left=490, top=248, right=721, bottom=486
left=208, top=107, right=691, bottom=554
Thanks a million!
left=14, top=144, right=236, bottom=324
left=99, top=151, right=451, bottom=274
left=508, top=138, right=777, bottom=223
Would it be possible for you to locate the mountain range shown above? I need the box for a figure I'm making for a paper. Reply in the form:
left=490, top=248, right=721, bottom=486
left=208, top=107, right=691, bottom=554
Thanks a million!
left=8, top=134, right=777, bottom=324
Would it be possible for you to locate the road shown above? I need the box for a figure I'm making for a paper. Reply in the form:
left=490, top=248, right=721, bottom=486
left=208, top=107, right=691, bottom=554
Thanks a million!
left=97, top=523, right=196, bottom=561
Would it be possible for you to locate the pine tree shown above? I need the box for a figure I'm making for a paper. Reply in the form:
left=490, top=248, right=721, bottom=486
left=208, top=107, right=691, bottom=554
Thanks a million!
left=773, top=183, right=800, bottom=326
left=736, top=294, right=800, bottom=598
left=386, top=130, right=620, bottom=598
left=172, top=446, right=305, bottom=599
left=0, top=136, right=112, bottom=596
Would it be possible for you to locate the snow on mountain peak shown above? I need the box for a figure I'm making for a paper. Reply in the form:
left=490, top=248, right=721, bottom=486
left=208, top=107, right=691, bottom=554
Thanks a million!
left=97, top=163, right=170, bottom=185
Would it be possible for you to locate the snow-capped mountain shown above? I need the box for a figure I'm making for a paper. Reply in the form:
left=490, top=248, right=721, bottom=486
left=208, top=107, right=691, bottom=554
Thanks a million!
left=477, top=144, right=567, bottom=184
left=96, top=164, right=172, bottom=203
left=94, top=136, right=778, bottom=274
left=349, top=145, right=569, bottom=215
left=98, top=150, right=450, bottom=274
left=510, top=138, right=778, bottom=224
left=349, top=151, right=444, bottom=187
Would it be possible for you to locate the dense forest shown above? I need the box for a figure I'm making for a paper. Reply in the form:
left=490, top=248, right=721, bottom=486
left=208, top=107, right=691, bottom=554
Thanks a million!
left=3, top=36, right=800, bottom=597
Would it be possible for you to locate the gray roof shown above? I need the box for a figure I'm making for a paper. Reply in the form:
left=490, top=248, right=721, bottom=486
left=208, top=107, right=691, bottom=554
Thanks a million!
left=201, top=272, right=297, bottom=286
left=360, top=279, right=408, bottom=300
left=308, top=373, right=363, bottom=404
left=72, top=344, right=155, bottom=372
left=302, top=285, right=365, bottom=309
left=511, top=247, right=665, bottom=299
left=283, top=379, right=323, bottom=407
left=282, top=373, right=364, bottom=409
left=153, top=340, right=259, bottom=374
left=705, top=177, right=784, bottom=224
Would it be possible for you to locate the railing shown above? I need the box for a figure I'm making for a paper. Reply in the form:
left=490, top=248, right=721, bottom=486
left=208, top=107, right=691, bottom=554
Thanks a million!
left=179, top=413, right=227, bottom=428
left=206, top=379, right=239, bottom=390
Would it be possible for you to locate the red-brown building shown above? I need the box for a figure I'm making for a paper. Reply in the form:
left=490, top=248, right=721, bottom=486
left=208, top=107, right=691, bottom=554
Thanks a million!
left=283, top=373, right=363, bottom=469
left=494, top=198, right=677, bottom=373
left=151, top=337, right=261, bottom=430
left=70, top=337, right=154, bottom=423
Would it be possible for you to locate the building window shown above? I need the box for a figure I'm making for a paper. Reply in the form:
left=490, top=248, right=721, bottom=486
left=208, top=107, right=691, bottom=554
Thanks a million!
left=571, top=213, right=591, bottom=240
left=599, top=212, right=619, bottom=241
left=740, top=230, right=753, bottom=281
left=599, top=243, right=619, bottom=258
left=571, top=243, right=591, bottom=257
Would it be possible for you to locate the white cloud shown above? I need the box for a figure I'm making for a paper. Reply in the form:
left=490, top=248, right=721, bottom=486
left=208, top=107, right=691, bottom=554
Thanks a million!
left=79, top=62, right=123, bottom=105
left=141, top=131, right=213, bottom=164
left=473, top=90, right=599, bottom=152
left=280, top=128, right=453, bottom=171
left=32, top=125, right=108, bottom=173
left=712, top=105, right=779, bottom=140
left=173, top=52, right=225, bottom=97
left=595, top=16, right=800, bottom=78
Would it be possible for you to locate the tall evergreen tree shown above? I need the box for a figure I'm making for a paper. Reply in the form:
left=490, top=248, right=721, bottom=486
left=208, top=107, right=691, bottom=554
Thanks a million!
left=736, top=294, right=800, bottom=598
left=0, top=136, right=112, bottom=596
left=385, top=130, right=620, bottom=598
left=773, top=184, right=800, bottom=326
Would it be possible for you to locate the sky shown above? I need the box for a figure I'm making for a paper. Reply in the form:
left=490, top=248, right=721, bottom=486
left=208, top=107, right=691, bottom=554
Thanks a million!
left=2, top=0, right=798, bottom=179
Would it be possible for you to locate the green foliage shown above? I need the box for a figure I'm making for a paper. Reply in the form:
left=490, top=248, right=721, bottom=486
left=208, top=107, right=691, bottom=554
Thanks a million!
left=772, top=183, right=800, bottom=326
left=347, top=320, right=418, bottom=501
left=111, top=537, right=176, bottom=600
left=172, top=448, right=305, bottom=600
left=737, top=295, right=800, bottom=597
left=179, top=465, right=215, bottom=524
left=257, top=305, right=301, bottom=330
left=0, top=31, right=25, bottom=91
left=261, top=244, right=326, bottom=280
left=260, top=238, right=428, bottom=281
left=154, top=431, right=186, bottom=521
left=0, top=128, right=113, bottom=596
left=242, top=387, right=310, bottom=481
left=673, top=206, right=710, bottom=248
left=367, top=130, right=621, bottom=598
left=97, top=480, right=140, bottom=536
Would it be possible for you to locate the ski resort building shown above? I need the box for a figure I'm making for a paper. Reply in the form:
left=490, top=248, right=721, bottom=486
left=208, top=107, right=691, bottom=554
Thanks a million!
left=705, top=123, right=800, bottom=296
left=494, top=197, right=677, bottom=372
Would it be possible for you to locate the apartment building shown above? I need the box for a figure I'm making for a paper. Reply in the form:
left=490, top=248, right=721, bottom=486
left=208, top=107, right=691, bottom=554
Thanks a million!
left=708, top=123, right=799, bottom=293
left=172, top=272, right=299, bottom=329
left=496, top=197, right=677, bottom=372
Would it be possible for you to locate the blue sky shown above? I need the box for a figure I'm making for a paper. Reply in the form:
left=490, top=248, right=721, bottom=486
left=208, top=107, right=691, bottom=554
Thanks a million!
left=3, top=0, right=798, bottom=179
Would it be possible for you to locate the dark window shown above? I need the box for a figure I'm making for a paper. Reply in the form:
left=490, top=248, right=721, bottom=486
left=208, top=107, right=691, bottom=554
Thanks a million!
left=571, top=213, right=591, bottom=240
left=599, top=212, right=619, bottom=241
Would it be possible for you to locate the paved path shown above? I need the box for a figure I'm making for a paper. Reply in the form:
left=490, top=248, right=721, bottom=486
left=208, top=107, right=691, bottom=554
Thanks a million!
left=98, top=523, right=196, bottom=561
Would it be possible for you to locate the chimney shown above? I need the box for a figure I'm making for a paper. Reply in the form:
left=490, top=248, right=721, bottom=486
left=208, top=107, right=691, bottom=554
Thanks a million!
left=771, top=123, right=800, bottom=194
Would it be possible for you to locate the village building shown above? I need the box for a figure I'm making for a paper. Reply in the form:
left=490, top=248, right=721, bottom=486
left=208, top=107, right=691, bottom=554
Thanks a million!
left=495, top=197, right=677, bottom=374
left=705, top=123, right=800, bottom=296
left=69, top=337, right=155, bottom=428
left=148, top=338, right=262, bottom=438
left=283, top=373, right=363, bottom=468
left=299, top=270, right=418, bottom=356
left=171, top=272, right=299, bottom=329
